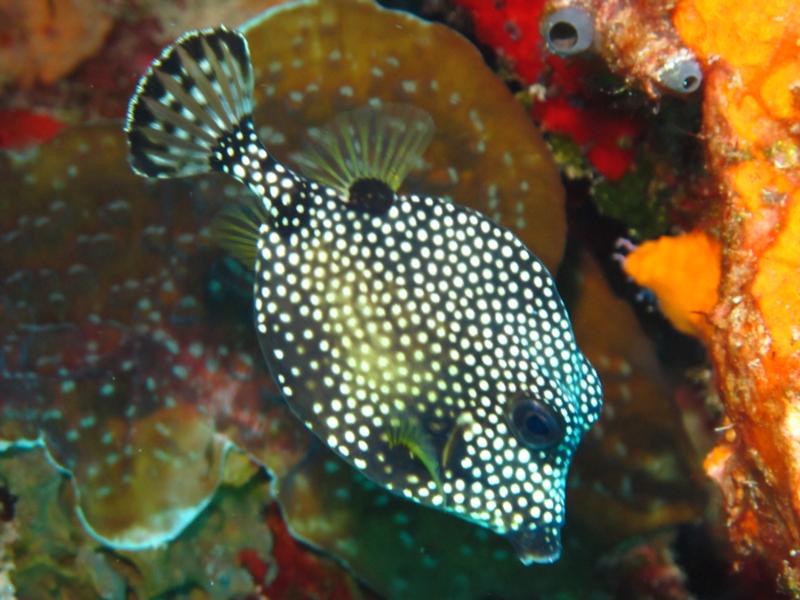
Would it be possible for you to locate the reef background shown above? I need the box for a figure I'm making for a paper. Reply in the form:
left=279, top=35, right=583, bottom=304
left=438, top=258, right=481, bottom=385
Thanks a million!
left=1, top=0, right=798, bottom=598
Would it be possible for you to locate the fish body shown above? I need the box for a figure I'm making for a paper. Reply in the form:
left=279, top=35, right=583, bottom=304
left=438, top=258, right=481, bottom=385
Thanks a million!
left=125, top=25, right=602, bottom=564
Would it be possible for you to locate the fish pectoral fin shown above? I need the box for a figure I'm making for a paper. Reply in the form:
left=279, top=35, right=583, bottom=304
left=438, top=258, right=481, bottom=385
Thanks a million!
left=211, top=202, right=270, bottom=268
left=441, top=411, right=474, bottom=471
left=290, top=103, right=435, bottom=207
left=386, top=418, right=442, bottom=494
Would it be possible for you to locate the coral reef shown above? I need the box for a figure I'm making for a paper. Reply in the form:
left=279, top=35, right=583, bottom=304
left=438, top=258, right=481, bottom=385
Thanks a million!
left=0, top=110, right=65, bottom=150
left=567, top=252, right=705, bottom=541
left=261, top=505, right=376, bottom=600
left=0, top=122, right=310, bottom=547
left=537, top=96, right=643, bottom=181
left=613, top=0, right=800, bottom=591
left=243, top=0, right=566, bottom=270
left=0, top=0, right=116, bottom=87
left=98, top=463, right=276, bottom=599
left=0, top=0, right=293, bottom=122
left=542, top=0, right=703, bottom=98
left=622, top=231, right=721, bottom=338
left=278, top=443, right=600, bottom=599
left=454, top=0, right=641, bottom=180
left=455, top=0, right=702, bottom=98
left=0, top=520, right=16, bottom=598
left=145, top=0, right=286, bottom=40
left=6, top=0, right=793, bottom=596
left=0, top=447, right=370, bottom=598
left=668, top=0, right=800, bottom=591
left=1, top=451, right=100, bottom=597
left=600, top=533, right=695, bottom=600
left=454, top=0, right=551, bottom=84
left=453, top=0, right=704, bottom=264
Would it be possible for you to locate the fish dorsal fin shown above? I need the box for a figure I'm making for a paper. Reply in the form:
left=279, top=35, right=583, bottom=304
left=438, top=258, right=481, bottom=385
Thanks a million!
left=386, top=417, right=442, bottom=494
left=211, top=201, right=269, bottom=267
left=291, top=103, right=434, bottom=208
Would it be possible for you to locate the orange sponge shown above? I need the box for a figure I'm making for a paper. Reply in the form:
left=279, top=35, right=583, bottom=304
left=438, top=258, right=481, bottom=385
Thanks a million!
left=623, top=231, right=721, bottom=338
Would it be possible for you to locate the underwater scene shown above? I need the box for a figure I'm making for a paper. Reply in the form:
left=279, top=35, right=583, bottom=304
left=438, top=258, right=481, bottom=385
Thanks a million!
left=1, top=0, right=799, bottom=598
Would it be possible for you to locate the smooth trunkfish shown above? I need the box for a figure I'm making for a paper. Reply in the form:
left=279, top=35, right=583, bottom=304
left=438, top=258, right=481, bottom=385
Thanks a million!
left=124, top=24, right=602, bottom=564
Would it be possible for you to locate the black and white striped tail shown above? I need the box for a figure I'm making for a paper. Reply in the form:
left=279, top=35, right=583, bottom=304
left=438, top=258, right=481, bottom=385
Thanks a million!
left=124, top=26, right=255, bottom=179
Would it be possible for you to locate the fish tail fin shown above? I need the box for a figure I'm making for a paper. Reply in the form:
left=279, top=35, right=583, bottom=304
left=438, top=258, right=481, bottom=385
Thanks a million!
left=125, top=26, right=256, bottom=179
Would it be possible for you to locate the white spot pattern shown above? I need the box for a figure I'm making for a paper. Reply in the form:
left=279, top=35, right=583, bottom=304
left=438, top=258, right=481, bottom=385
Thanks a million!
left=238, top=153, right=602, bottom=558
left=124, top=24, right=602, bottom=563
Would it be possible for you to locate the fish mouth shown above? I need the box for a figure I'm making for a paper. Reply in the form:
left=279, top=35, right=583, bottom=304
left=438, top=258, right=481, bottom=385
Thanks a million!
left=507, top=526, right=563, bottom=565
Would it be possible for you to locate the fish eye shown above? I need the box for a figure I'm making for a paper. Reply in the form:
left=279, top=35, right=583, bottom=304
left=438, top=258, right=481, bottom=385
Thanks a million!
left=509, top=397, right=563, bottom=449
left=658, top=57, right=703, bottom=94
left=541, top=7, right=594, bottom=57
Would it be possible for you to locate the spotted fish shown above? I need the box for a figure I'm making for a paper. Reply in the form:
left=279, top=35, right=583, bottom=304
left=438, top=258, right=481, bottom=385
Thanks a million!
left=124, top=26, right=602, bottom=564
